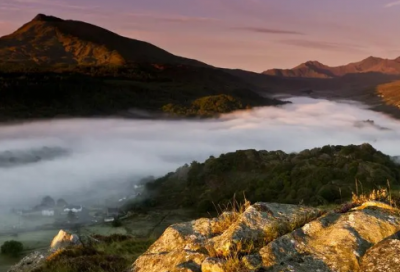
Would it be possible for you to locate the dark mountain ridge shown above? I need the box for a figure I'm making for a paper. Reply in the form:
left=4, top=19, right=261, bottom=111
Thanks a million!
left=0, top=14, right=204, bottom=67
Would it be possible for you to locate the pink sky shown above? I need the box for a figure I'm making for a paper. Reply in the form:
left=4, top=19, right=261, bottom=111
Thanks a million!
left=1, top=0, right=400, bottom=72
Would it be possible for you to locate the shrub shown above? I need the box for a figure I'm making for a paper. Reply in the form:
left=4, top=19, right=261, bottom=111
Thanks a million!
left=112, top=217, right=123, bottom=227
left=1, top=240, right=23, bottom=257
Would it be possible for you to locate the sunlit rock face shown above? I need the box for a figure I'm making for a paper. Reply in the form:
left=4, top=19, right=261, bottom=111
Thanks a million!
left=132, top=203, right=400, bottom=272
left=50, top=230, right=80, bottom=251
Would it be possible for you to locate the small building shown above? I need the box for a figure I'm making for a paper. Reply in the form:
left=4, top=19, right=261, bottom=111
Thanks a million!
left=42, top=209, right=55, bottom=216
left=64, top=205, right=83, bottom=213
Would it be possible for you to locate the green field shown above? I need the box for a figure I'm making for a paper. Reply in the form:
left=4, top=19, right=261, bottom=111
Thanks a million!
left=0, top=208, right=198, bottom=272
left=0, top=229, right=58, bottom=272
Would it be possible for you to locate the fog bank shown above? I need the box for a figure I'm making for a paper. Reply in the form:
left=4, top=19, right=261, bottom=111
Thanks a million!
left=0, top=97, right=399, bottom=208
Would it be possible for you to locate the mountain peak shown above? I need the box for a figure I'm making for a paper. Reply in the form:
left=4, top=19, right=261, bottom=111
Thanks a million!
left=32, top=14, right=64, bottom=23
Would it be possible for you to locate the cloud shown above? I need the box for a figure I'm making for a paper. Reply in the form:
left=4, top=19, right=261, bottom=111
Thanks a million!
left=232, top=26, right=304, bottom=35
left=278, top=39, right=365, bottom=52
left=384, top=1, right=400, bottom=7
left=0, top=97, right=400, bottom=213
left=123, top=12, right=219, bottom=25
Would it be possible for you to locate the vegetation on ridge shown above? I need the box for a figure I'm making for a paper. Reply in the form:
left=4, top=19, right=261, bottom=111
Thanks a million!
left=137, top=143, right=400, bottom=213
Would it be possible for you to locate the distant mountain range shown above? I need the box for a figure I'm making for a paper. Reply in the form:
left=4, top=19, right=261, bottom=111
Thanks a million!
left=263, top=56, right=400, bottom=78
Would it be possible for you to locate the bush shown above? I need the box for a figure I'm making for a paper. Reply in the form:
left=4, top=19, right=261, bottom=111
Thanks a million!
left=1, top=240, right=23, bottom=257
left=112, top=217, right=123, bottom=227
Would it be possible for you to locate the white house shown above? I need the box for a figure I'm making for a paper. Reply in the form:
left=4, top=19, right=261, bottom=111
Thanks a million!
left=63, top=205, right=82, bottom=213
left=42, top=209, right=55, bottom=216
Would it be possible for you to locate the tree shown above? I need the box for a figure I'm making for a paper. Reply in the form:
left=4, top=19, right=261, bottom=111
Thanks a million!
left=57, top=198, right=68, bottom=207
left=67, top=211, right=76, bottom=222
left=1, top=241, right=23, bottom=257
left=112, top=217, right=122, bottom=227
left=41, top=196, right=55, bottom=207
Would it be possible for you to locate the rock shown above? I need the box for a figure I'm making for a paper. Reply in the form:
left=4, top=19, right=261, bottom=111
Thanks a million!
left=201, top=257, right=227, bottom=272
left=259, top=209, right=400, bottom=272
left=210, top=203, right=322, bottom=256
left=242, top=254, right=262, bottom=270
left=50, top=229, right=80, bottom=252
left=144, top=218, right=212, bottom=254
left=7, top=251, right=46, bottom=272
left=132, top=250, right=206, bottom=272
left=133, top=203, right=400, bottom=272
left=360, top=232, right=400, bottom=272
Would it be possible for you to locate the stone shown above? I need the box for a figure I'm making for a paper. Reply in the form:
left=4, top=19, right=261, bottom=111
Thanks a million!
left=360, top=234, right=400, bottom=272
left=210, top=203, right=322, bottom=256
left=50, top=229, right=80, bottom=252
left=259, top=209, right=400, bottom=272
left=132, top=250, right=206, bottom=272
left=201, top=257, right=227, bottom=272
left=7, top=251, right=46, bottom=272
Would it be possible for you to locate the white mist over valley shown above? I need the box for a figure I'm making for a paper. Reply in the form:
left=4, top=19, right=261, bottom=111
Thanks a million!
left=0, top=97, right=399, bottom=208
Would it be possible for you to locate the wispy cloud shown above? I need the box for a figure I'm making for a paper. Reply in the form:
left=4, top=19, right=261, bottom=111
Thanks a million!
left=233, top=26, right=304, bottom=35
left=279, top=39, right=365, bottom=52
left=124, top=12, right=219, bottom=25
left=384, top=1, right=400, bottom=7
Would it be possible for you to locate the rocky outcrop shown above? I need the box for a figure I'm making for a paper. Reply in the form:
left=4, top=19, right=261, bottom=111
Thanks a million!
left=7, top=252, right=46, bottom=272
left=132, top=202, right=400, bottom=272
left=132, top=203, right=322, bottom=272
left=50, top=229, right=80, bottom=251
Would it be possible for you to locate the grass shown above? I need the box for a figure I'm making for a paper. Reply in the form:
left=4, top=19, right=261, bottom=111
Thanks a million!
left=33, top=235, right=155, bottom=272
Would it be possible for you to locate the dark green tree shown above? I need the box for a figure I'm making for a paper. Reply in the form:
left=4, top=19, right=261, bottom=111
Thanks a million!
left=1, top=241, right=23, bottom=257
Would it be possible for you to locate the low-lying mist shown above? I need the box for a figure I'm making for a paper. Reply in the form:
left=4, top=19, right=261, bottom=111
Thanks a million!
left=1, top=97, right=400, bottom=209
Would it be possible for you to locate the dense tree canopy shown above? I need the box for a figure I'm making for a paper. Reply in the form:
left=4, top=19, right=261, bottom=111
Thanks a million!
left=141, top=144, right=400, bottom=212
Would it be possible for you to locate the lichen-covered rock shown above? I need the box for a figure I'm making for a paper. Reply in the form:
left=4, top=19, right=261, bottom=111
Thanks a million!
left=360, top=233, right=400, bottom=272
left=260, top=209, right=400, bottom=272
left=144, top=218, right=213, bottom=254
left=132, top=250, right=206, bottom=272
left=7, top=251, right=46, bottom=272
left=133, top=203, right=400, bottom=272
left=201, top=257, right=227, bottom=272
left=210, top=203, right=322, bottom=256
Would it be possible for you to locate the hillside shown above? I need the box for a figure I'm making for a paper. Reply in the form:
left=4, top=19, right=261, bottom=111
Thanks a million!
left=0, top=14, right=203, bottom=67
left=0, top=14, right=286, bottom=121
left=139, top=143, right=400, bottom=212
left=263, top=56, right=400, bottom=78
left=376, top=80, right=400, bottom=109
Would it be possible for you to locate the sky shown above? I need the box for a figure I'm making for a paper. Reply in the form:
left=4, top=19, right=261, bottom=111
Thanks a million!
left=1, top=0, right=400, bottom=71
left=1, top=97, right=400, bottom=209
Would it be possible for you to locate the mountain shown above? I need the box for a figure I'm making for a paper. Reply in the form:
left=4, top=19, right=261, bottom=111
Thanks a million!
left=0, top=14, right=285, bottom=121
left=0, top=14, right=204, bottom=67
left=263, top=56, right=400, bottom=78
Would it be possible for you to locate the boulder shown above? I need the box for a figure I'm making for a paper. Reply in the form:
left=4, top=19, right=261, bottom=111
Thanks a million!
left=259, top=209, right=400, bottom=272
left=7, top=251, right=46, bottom=272
left=132, top=203, right=322, bottom=272
left=132, top=202, right=400, bottom=272
left=360, top=231, right=400, bottom=272
left=132, top=250, right=206, bottom=272
left=50, top=229, right=80, bottom=251
left=210, top=203, right=322, bottom=256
